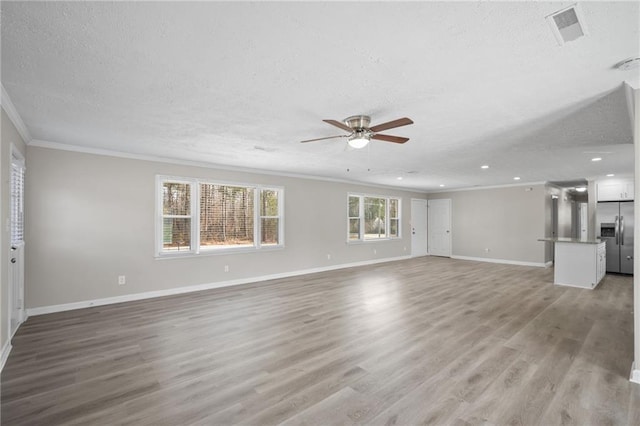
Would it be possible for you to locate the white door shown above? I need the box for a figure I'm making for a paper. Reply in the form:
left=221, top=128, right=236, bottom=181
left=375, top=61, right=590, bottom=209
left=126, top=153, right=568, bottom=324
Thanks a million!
left=9, top=148, right=25, bottom=337
left=428, top=198, right=452, bottom=257
left=411, top=199, right=428, bottom=256
left=9, top=245, right=24, bottom=335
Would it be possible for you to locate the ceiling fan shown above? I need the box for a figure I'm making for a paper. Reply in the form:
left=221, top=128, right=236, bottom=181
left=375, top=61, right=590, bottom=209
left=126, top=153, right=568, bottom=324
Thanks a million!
left=301, top=115, right=414, bottom=149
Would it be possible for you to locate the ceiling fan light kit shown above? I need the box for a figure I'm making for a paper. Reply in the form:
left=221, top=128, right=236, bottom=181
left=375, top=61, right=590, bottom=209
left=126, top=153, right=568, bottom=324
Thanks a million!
left=348, top=131, right=371, bottom=149
left=301, top=114, right=413, bottom=148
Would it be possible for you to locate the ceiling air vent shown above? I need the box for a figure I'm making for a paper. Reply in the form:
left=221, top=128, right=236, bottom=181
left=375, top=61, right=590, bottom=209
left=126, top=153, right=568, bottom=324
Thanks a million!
left=546, top=4, right=587, bottom=46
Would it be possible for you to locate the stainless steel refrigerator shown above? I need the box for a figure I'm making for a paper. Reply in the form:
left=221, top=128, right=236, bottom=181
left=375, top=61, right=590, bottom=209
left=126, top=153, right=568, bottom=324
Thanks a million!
left=597, top=201, right=634, bottom=274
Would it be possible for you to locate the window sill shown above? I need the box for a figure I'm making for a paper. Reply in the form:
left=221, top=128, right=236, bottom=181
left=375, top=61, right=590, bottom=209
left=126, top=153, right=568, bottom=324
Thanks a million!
left=155, top=244, right=285, bottom=259
left=346, top=238, right=402, bottom=245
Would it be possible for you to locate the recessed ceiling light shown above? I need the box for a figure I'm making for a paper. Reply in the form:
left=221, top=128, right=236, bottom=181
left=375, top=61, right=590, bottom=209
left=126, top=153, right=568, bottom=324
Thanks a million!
left=607, top=174, right=615, bottom=177
left=397, top=177, right=403, bottom=180
left=591, top=157, right=602, bottom=162
left=513, top=177, right=521, bottom=181
left=575, top=187, right=587, bottom=192
left=439, top=184, right=445, bottom=187
left=481, top=165, right=489, bottom=169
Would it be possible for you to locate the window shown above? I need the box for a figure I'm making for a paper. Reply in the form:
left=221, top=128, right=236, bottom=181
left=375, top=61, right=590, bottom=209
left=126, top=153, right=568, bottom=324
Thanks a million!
left=348, top=196, right=361, bottom=241
left=260, top=189, right=280, bottom=246
left=162, top=181, right=192, bottom=251
left=348, top=194, right=401, bottom=241
left=157, top=176, right=283, bottom=256
left=364, top=197, right=386, bottom=240
left=200, top=184, right=254, bottom=249
left=389, top=198, right=399, bottom=238
left=11, top=151, right=25, bottom=245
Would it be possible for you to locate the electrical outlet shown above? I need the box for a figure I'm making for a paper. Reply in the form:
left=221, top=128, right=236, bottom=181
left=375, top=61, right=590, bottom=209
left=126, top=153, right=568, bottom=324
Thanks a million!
left=118, top=275, right=126, bottom=285
left=327, top=254, right=331, bottom=260
left=404, top=246, right=407, bottom=251
left=224, top=265, right=229, bottom=272
left=373, top=249, right=377, bottom=255
left=485, top=248, right=490, bottom=253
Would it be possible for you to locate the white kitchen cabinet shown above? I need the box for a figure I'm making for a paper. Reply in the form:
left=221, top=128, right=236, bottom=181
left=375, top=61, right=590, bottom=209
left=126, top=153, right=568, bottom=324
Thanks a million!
left=552, top=239, right=606, bottom=289
left=596, top=242, right=606, bottom=284
left=597, top=181, right=634, bottom=201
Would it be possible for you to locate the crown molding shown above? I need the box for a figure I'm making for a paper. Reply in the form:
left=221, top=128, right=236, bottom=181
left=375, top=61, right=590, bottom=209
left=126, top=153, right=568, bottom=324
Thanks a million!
left=29, top=139, right=429, bottom=194
left=426, top=181, right=547, bottom=194
left=1, top=84, right=32, bottom=144
left=28, top=139, right=557, bottom=194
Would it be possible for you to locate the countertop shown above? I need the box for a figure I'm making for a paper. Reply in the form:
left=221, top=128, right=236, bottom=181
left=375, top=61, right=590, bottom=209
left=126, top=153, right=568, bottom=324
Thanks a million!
left=537, top=237, right=603, bottom=245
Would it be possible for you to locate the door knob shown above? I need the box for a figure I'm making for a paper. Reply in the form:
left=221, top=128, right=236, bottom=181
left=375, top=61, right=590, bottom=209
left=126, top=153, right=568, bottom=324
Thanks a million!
left=10, top=258, right=16, bottom=263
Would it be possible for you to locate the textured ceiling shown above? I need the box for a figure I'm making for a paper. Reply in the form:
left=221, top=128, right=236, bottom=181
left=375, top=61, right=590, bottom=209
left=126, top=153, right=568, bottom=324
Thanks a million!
left=2, top=1, right=639, bottom=191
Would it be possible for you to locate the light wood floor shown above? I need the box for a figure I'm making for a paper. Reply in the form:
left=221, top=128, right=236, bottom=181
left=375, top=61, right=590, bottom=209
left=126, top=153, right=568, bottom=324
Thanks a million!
left=2, top=257, right=639, bottom=425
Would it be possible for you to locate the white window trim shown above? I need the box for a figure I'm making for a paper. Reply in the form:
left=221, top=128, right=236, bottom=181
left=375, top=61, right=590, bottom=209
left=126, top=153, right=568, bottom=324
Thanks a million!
left=347, top=192, right=402, bottom=243
left=156, top=175, right=284, bottom=258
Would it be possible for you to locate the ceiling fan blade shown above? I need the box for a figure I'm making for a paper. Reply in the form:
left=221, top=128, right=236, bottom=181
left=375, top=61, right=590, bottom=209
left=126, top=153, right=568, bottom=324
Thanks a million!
left=323, top=119, right=353, bottom=132
left=371, top=134, right=409, bottom=144
left=369, top=117, right=413, bottom=133
left=300, top=135, right=348, bottom=143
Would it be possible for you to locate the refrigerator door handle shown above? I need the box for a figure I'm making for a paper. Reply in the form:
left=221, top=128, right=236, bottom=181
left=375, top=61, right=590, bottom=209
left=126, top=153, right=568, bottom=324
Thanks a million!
left=615, top=216, right=619, bottom=245
left=621, top=216, right=624, bottom=245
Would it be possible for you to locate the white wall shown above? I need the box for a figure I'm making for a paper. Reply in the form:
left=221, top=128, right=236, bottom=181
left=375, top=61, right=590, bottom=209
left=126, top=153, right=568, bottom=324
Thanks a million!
left=428, top=184, right=547, bottom=265
left=25, top=146, right=426, bottom=310
left=1, top=108, right=27, bottom=357
left=632, top=85, right=640, bottom=383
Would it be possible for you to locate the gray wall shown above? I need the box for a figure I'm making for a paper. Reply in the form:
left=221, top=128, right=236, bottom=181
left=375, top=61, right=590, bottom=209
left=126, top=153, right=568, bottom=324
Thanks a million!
left=1, top=108, right=27, bottom=351
left=25, top=146, right=426, bottom=309
left=428, top=184, right=547, bottom=264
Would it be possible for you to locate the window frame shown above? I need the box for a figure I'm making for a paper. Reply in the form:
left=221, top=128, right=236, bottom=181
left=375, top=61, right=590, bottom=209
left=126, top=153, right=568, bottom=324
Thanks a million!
left=160, top=178, right=196, bottom=253
left=347, top=193, right=402, bottom=243
left=388, top=198, right=400, bottom=238
left=348, top=195, right=363, bottom=241
left=156, top=175, right=284, bottom=258
left=258, top=188, right=283, bottom=247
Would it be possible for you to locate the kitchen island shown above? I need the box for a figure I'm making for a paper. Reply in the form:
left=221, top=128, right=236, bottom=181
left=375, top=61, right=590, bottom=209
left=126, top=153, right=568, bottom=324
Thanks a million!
left=538, top=237, right=606, bottom=289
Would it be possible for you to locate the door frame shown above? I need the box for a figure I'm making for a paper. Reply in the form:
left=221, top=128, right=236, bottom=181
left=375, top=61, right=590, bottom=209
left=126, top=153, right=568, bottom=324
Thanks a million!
left=8, top=144, right=26, bottom=340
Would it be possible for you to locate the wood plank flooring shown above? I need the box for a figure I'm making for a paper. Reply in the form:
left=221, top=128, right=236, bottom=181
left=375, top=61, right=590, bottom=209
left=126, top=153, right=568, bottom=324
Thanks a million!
left=2, top=257, right=639, bottom=425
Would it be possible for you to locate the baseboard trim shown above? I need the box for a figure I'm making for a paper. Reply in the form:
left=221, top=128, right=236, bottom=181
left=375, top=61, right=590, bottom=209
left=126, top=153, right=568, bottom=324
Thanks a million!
left=26, top=255, right=412, bottom=317
left=451, top=255, right=547, bottom=268
left=545, top=261, right=553, bottom=268
left=1, top=340, right=12, bottom=372
left=631, top=362, right=640, bottom=384
left=554, top=281, right=597, bottom=290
